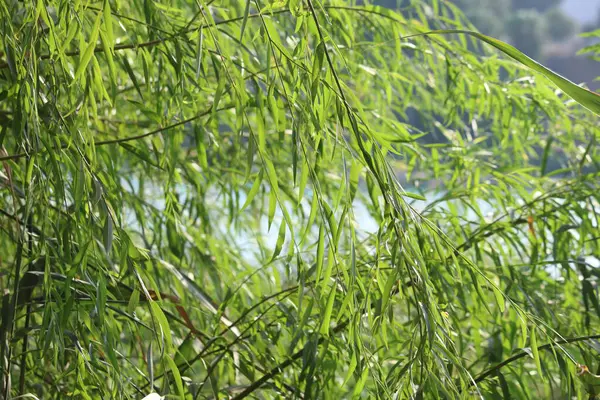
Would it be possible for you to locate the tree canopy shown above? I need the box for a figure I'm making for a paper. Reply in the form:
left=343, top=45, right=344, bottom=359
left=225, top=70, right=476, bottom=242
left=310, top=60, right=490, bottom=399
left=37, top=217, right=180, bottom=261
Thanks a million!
left=447, top=0, right=579, bottom=53
left=0, top=0, right=599, bottom=399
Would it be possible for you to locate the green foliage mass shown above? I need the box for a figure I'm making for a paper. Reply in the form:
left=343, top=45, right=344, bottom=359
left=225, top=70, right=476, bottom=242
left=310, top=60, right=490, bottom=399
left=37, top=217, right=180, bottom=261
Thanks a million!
left=0, top=0, right=599, bottom=399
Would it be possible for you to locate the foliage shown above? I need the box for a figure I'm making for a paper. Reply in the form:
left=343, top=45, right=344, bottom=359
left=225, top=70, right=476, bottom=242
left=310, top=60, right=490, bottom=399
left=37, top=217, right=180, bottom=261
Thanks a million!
left=0, top=0, right=599, bottom=399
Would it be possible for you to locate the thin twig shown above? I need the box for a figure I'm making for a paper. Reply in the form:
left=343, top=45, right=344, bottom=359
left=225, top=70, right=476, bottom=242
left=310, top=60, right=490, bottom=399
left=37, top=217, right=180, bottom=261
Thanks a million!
left=470, top=334, right=600, bottom=386
left=230, top=320, right=350, bottom=400
left=0, top=104, right=233, bottom=162
left=0, top=10, right=292, bottom=70
left=0, top=5, right=414, bottom=70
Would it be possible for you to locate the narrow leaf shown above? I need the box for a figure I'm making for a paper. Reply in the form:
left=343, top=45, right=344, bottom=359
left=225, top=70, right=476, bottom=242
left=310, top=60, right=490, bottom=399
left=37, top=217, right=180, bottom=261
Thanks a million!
left=74, top=12, right=103, bottom=80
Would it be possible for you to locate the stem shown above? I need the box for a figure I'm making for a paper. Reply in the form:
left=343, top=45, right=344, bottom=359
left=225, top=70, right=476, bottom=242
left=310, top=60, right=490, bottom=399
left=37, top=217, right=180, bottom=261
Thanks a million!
left=0, top=5, right=411, bottom=70
left=3, top=239, right=24, bottom=399
left=230, top=320, right=350, bottom=400
left=0, top=105, right=232, bottom=163
left=18, top=214, right=34, bottom=394
left=471, top=334, right=600, bottom=386
left=0, top=10, right=293, bottom=70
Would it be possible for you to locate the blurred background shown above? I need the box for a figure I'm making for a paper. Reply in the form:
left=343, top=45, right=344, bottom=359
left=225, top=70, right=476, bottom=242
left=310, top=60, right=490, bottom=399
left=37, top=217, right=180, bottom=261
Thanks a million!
left=375, top=0, right=600, bottom=91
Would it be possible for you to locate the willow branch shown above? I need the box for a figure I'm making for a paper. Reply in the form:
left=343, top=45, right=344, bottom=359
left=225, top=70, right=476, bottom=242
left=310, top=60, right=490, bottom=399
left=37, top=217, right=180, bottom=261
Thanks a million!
left=0, top=5, right=410, bottom=70
left=471, top=334, right=600, bottom=386
left=0, top=104, right=233, bottom=162
left=0, top=10, right=292, bottom=70
left=230, top=320, right=350, bottom=400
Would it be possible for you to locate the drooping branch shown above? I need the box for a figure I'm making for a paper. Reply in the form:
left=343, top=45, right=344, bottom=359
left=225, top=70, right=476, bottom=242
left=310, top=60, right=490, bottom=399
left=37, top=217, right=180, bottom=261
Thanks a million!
left=0, top=10, right=292, bottom=70
left=230, top=319, right=350, bottom=400
left=471, top=334, right=600, bottom=386
left=0, top=104, right=234, bottom=162
left=0, top=5, right=414, bottom=70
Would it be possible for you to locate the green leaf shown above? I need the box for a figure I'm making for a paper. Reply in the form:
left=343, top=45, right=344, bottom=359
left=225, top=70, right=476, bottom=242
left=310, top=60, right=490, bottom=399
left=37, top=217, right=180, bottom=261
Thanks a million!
left=319, top=285, right=336, bottom=335
left=97, top=275, right=107, bottom=326
left=320, top=249, right=335, bottom=293
left=530, top=327, right=542, bottom=376
left=240, top=171, right=262, bottom=211
left=491, top=284, right=505, bottom=313
left=540, top=137, right=553, bottom=176
left=103, top=0, right=114, bottom=48
left=74, top=11, right=103, bottom=80
left=150, top=302, right=173, bottom=352
left=271, top=219, right=286, bottom=261
left=212, top=73, right=226, bottom=116
left=262, top=17, right=291, bottom=60
left=196, top=27, right=204, bottom=79
left=103, top=213, right=113, bottom=254
left=315, top=223, right=325, bottom=281
left=119, top=143, right=162, bottom=169
left=267, top=189, right=276, bottom=231
left=127, top=289, right=140, bottom=315
left=165, top=356, right=185, bottom=399
left=343, top=351, right=357, bottom=385
left=402, top=191, right=426, bottom=201
left=120, top=55, right=144, bottom=100
left=99, top=30, right=116, bottom=90
left=311, top=42, right=325, bottom=99
left=240, top=0, right=251, bottom=41
left=352, top=367, right=369, bottom=398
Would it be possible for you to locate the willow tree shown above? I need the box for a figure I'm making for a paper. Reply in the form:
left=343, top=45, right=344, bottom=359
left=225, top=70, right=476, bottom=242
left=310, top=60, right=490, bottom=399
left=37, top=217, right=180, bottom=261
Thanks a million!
left=1, top=0, right=599, bottom=398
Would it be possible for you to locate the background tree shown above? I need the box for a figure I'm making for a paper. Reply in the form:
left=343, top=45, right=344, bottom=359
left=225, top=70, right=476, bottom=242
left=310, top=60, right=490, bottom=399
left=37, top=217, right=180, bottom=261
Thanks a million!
left=512, top=0, right=563, bottom=12
left=506, top=9, right=547, bottom=59
left=0, top=0, right=599, bottom=399
left=545, top=6, right=578, bottom=41
left=451, top=0, right=512, bottom=37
